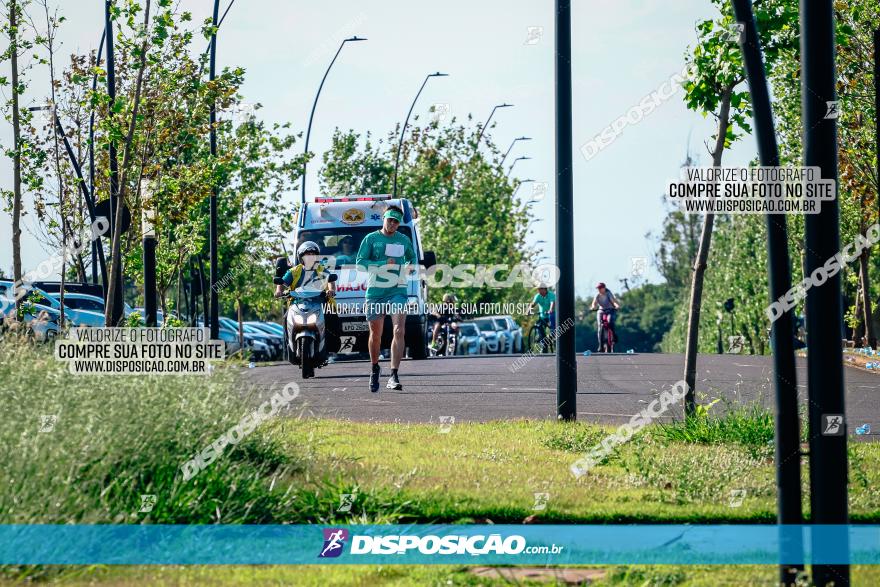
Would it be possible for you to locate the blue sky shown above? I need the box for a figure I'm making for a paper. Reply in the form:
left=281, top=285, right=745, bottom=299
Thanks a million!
left=0, top=0, right=758, bottom=298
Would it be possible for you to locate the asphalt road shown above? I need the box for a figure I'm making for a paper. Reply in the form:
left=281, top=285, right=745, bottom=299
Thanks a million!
left=243, top=353, right=879, bottom=435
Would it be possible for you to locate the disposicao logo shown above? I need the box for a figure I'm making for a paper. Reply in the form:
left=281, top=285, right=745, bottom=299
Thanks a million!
left=318, top=528, right=349, bottom=558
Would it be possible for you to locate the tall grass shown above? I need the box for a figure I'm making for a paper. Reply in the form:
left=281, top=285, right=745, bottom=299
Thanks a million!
left=653, top=402, right=778, bottom=451
left=0, top=337, right=305, bottom=524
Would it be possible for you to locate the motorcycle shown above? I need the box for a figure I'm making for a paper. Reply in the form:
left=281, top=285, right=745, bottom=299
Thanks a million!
left=273, top=272, right=337, bottom=379
left=430, top=319, right=458, bottom=357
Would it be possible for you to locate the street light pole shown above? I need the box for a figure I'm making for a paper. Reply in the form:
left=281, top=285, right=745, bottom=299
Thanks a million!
left=89, top=30, right=105, bottom=286
left=801, top=2, right=850, bottom=585
left=501, top=136, right=531, bottom=165
left=508, top=155, right=531, bottom=174
left=209, top=0, right=220, bottom=339
left=555, top=0, right=577, bottom=421
left=104, top=0, right=123, bottom=326
left=392, top=71, right=448, bottom=197
left=475, top=102, right=512, bottom=149
left=302, top=36, right=366, bottom=204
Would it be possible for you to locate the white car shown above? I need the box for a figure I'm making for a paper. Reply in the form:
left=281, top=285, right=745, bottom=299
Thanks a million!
left=487, top=315, right=524, bottom=353
left=0, top=296, right=59, bottom=342
left=0, top=281, right=105, bottom=328
left=49, top=292, right=134, bottom=317
left=472, top=317, right=503, bottom=354
left=456, top=322, right=487, bottom=355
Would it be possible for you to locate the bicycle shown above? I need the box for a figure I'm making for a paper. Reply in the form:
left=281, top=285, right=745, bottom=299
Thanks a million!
left=595, top=308, right=617, bottom=353
left=527, top=315, right=555, bottom=354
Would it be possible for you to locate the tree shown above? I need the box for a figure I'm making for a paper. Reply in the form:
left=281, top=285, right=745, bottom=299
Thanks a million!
left=1, top=0, right=34, bottom=311
left=679, top=3, right=751, bottom=415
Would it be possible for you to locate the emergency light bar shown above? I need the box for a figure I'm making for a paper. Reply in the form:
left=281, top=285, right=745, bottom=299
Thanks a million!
left=314, top=195, right=392, bottom=203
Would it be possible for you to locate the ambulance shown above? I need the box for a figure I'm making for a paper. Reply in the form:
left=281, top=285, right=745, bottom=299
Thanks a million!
left=293, top=195, right=435, bottom=359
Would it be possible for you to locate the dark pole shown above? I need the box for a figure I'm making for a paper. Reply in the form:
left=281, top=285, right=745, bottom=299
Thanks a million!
left=301, top=36, right=366, bottom=204
left=475, top=102, right=513, bottom=150
left=142, top=182, right=157, bottom=327
left=208, top=0, right=220, bottom=339
left=89, top=30, right=105, bottom=286
left=501, top=136, right=531, bottom=166
left=731, top=2, right=803, bottom=583
left=105, top=0, right=123, bottom=326
left=801, top=2, right=850, bottom=585
left=555, top=0, right=576, bottom=421
left=198, top=254, right=209, bottom=327
left=392, top=72, right=447, bottom=198
left=143, top=235, right=157, bottom=327
left=50, top=111, right=108, bottom=289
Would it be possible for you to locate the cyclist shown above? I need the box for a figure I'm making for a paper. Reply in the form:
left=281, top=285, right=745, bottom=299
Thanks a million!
left=590, top=282, right=620, bottom=349
left=527, top=285, right=556, bottom=352
left=429, top=293, right=461, bottom=353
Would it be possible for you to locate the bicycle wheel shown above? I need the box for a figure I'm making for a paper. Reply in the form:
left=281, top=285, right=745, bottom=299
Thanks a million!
left=528, top=325, right=538, bottom=352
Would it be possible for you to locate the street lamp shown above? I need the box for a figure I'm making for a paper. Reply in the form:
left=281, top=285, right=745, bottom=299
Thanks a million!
left=509, top=155, right=532, bottom=173
left=501, top=136, right=532, bottom=165
left=512, top=178, right=535, bottom=198
left=301, top=36, right=367, bottom=204
left=393, top=71, right=449, bottom=197
left=475, top=103, right=513, bottom=148
left=476, top=103, right=513, bottom=148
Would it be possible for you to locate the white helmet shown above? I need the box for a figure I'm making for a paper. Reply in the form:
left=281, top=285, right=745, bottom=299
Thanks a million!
left=296, top=240, right=320, bottom=263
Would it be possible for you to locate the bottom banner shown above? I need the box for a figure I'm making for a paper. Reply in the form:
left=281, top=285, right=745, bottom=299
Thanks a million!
left=0, top=525, right=877, bottom=565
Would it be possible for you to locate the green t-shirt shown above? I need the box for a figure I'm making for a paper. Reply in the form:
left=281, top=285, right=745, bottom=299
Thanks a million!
left=355, top=229, right=417, bottom=299
left=532, top=291, right=556, bottom=318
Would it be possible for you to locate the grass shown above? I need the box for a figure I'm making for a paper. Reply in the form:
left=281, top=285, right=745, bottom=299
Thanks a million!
left=280, top=417, right=880, bottom=523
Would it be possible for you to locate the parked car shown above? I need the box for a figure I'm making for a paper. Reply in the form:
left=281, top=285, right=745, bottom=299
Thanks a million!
left=219, top=317, right=283, bottom=360
left=472, top=317, right=503, bottom=354
left=456, top=322, right=487, bottom=355
left=47, top=292, right=134, bottom=318
left=0, top=296, right=59, bottom=342
left=0, top=281, right=104, bottom=327
left=487, top=315, right=524, bottom=353
left=245, top=321, right=284, bottom=337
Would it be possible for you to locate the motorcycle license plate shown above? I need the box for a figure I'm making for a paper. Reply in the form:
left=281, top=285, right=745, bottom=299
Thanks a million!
left=342, top=321, right=368, bottom=332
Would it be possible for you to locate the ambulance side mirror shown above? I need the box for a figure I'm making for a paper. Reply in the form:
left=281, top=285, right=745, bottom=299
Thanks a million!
left=422, top=251, right=436, bottom=269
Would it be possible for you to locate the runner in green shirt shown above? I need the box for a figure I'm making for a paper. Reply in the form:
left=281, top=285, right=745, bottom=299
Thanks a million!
left=355, top=205, right=416, bottom=392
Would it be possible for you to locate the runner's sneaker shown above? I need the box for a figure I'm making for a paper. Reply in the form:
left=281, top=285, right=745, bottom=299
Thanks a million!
left=386, top=372, right=402, bottom=390
left=369, top=364, right=380, bottom=393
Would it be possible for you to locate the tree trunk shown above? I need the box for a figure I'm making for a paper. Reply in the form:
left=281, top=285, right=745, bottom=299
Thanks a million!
left=9, top=0, right=23, bottom=312
left=858, top=254, right=874, bottom=347
left=683, top=85, right=733, bottom=417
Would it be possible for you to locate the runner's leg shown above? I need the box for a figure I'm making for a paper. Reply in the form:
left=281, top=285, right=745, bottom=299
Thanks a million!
left=390, top=312, right=406, bottom=370
left=368, top=316, right=384, bottom=364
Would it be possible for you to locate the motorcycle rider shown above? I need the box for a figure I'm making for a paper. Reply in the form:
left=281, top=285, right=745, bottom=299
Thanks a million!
left=274, top=241, right=337, bottom=366
left=429, top=292, right=461, bottom=353
left=590, top=282, right=620, bottom=348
